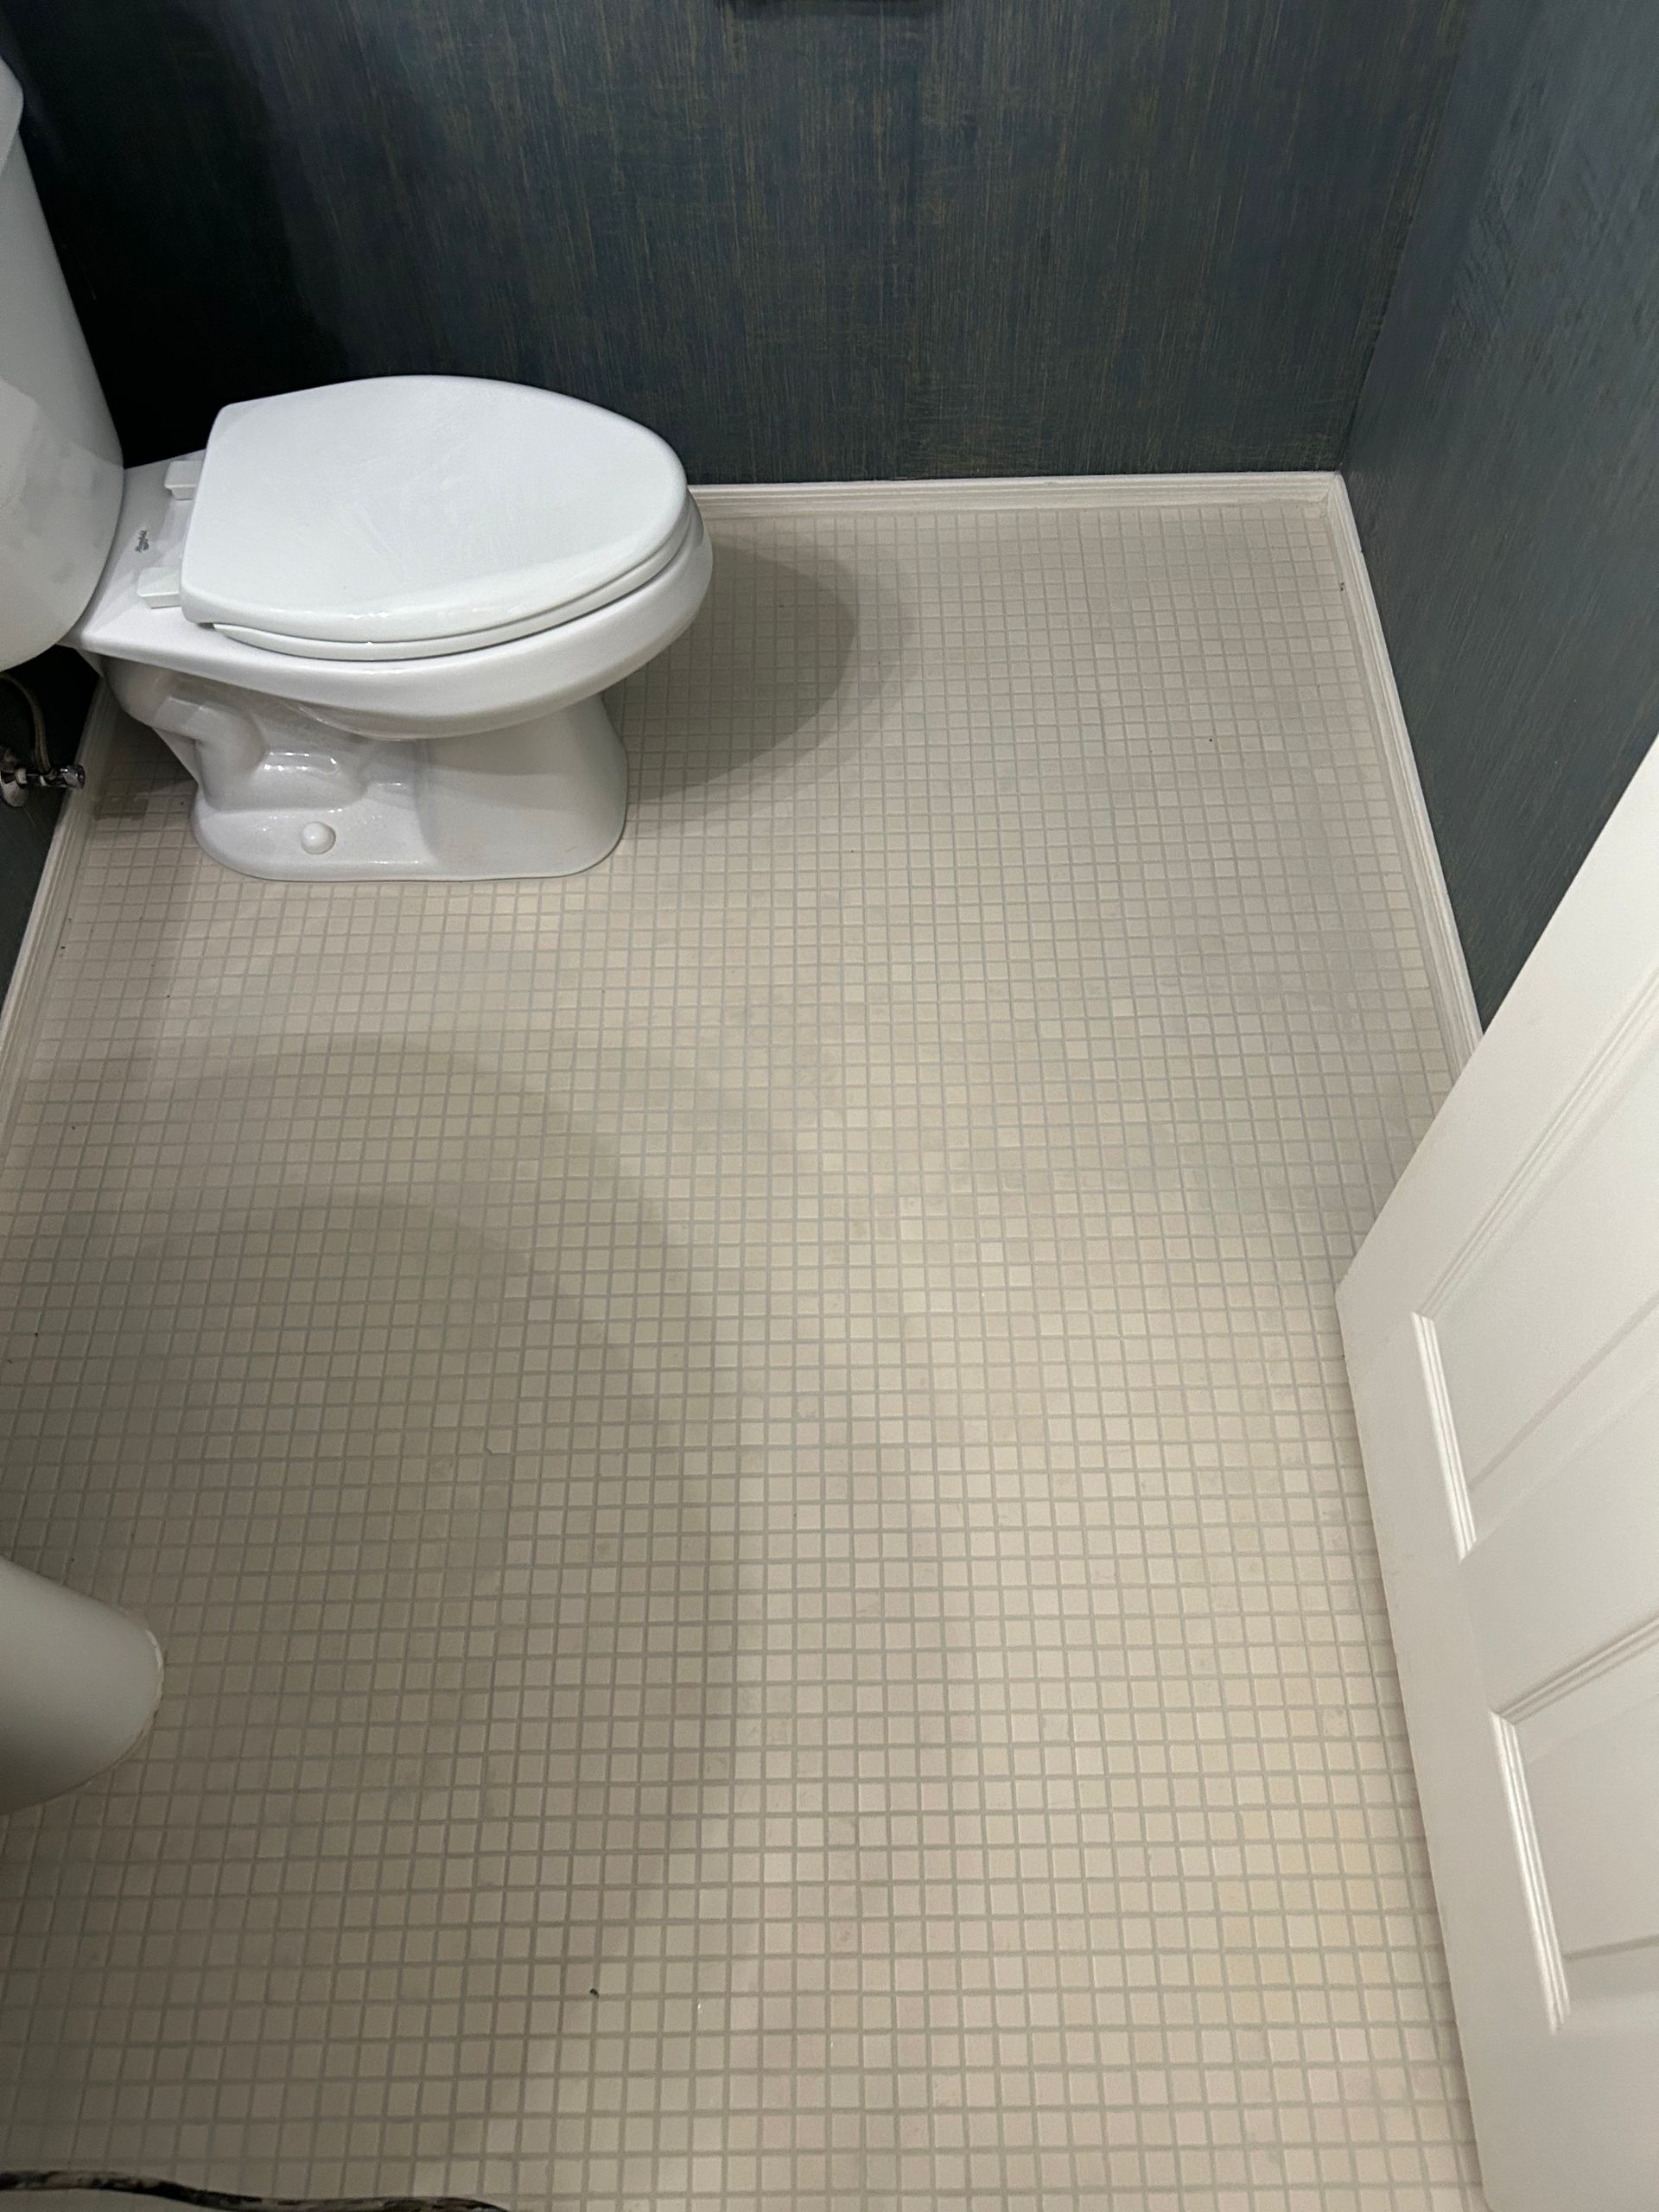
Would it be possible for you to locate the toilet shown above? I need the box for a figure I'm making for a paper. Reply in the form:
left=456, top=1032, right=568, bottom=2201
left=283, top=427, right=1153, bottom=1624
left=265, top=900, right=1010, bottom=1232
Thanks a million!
left=0, top=60, right=710, bottom=881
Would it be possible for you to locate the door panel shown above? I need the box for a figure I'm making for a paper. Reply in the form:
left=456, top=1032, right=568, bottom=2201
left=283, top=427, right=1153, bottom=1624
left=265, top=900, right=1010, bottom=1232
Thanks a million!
left=1515, top=1648, right=1659, bottom=1985
left=1429, top=1051, right=1659, bottom=1491
left=1340, top=735, right=1659, bottom=2212
left=1465, top=1364, right=1659, bottom=1710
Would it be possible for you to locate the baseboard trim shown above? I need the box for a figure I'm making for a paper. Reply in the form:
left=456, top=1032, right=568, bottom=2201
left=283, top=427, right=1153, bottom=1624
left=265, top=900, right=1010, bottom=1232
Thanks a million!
left=0, top=682, right=121, bottom=1132
left=1321, top=479, right=1482, bottom=1074
left=693, top=469, right=1336, bottom=518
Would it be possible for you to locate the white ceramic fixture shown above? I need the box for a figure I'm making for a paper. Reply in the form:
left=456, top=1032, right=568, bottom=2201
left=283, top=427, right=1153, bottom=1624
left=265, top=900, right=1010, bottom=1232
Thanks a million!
left=0, top=60, right=710, bottom=880
left=0, top=1554, right=162, bottom=1813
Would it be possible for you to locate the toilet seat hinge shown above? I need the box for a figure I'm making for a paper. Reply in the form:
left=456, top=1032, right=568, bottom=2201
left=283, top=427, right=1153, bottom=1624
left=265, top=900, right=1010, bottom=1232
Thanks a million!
left=136, top=563, right=183, bottom=610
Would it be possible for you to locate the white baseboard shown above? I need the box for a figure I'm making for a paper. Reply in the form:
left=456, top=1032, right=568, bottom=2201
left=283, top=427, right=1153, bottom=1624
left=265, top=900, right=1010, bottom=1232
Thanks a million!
left=1320, top=478, right=1483, bottom=1074
left=0, top=682, right=121, bottom=1132
left=693, top=469, right=1334, bottom=519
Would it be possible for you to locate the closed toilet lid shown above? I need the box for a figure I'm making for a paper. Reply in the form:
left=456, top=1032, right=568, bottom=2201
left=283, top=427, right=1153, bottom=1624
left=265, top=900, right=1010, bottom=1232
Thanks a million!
left=178, top=377, right=690, bottom=654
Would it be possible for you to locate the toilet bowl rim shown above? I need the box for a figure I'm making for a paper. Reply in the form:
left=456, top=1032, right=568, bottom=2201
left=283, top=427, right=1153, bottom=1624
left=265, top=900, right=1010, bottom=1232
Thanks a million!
left=75, top=480, right=713, bottom=732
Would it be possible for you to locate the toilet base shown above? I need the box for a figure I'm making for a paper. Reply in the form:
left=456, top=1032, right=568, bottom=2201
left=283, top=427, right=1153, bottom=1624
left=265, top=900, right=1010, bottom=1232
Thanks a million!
left=106, top=660, right=629, bottom=882
left=192, top=697, right=627, bottom=882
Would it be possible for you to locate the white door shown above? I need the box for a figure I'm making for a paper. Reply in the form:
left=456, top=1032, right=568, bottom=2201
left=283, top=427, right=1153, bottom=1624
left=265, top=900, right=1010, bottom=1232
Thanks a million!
left=1340, top=738, right=1659, bottom=2212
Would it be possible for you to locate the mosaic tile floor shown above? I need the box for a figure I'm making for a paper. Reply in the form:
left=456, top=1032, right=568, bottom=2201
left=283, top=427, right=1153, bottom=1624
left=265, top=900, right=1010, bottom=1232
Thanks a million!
left=0, top=493, right=1483, bottom=2209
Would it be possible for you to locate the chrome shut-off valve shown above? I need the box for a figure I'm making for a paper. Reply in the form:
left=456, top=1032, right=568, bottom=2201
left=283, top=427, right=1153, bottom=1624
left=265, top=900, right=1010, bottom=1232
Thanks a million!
left=0, top=750, right=86, bottom=806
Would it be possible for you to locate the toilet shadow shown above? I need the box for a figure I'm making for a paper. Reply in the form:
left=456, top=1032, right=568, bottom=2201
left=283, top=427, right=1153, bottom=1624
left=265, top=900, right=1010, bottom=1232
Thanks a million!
left=615, top=540, right=882, bottom=804
left=2, top=1031, right=734, bottom=2158
left=2, top=758, right=981, bottom=2201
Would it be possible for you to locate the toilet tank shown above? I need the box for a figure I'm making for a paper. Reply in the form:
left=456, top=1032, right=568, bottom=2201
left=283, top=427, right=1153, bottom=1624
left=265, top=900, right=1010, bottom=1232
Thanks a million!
left=0, top=59, right=123, bottom=669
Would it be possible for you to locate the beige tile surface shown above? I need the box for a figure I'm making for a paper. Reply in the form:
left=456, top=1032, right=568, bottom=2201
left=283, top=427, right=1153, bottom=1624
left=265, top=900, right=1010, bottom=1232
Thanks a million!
left=0, top=497, right=1482, bottom=2209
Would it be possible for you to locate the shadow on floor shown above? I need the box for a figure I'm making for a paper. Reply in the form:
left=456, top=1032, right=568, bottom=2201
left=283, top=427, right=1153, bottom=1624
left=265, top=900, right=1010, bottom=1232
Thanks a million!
left=1, top=1033, right=736, bottom=2174
left=618, top=540, right=876, bottom=804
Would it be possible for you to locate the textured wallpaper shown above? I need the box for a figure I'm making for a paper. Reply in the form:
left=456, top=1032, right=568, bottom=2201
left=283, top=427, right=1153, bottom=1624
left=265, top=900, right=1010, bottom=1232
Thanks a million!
left=3, top=0, right=1466, bottom=480
left=1348, top=0, right=1659, bottom=1021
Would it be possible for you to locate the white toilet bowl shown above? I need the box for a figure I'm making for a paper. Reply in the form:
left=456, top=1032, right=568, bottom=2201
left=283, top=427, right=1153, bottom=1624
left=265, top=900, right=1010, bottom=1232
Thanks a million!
left=5, top=66, right=712, bottom=887
left=0, top=1554, right=162, bottom=1814
left=71, top=381, right=713, bottom=881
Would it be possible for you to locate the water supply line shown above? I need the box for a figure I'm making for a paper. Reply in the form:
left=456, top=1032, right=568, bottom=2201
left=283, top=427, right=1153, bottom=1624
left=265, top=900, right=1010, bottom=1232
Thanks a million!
left=0, top=671, right=86, bottom=804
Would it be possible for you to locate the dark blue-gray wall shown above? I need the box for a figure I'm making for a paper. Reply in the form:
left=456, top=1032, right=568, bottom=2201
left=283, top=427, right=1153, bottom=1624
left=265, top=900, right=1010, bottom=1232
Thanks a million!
left=0, top=0, right=1469, bottom=481
left=1346, top=0, right=1659, bottom=1022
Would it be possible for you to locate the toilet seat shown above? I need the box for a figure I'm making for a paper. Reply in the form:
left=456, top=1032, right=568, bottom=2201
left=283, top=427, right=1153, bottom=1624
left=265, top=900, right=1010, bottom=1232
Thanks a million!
left=73, top=454, right=713, bottom=737
left=172, top=377, right=690, bottom=660
left=211, top=499, right=697, bottom=661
